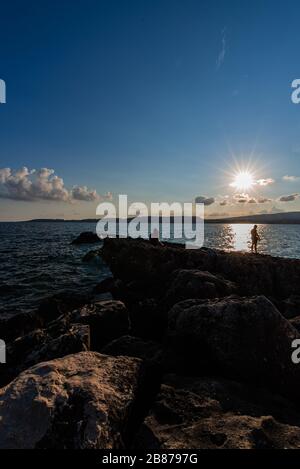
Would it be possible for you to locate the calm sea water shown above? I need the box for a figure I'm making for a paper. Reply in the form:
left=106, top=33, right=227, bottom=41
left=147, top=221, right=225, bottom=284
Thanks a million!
left=0, top=222, right=299, bottom=317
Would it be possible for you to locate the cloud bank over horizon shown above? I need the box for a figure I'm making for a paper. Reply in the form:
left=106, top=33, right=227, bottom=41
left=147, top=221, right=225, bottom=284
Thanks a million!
left=196, top=177, right=300, bottom=213
left=0, top=167, right=107, bottom=203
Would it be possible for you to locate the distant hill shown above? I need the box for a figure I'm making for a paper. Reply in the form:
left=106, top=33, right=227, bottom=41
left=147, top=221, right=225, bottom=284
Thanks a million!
left=26, top=212, right=300, bottom=224
left=206, top=212, right=300, bottom=224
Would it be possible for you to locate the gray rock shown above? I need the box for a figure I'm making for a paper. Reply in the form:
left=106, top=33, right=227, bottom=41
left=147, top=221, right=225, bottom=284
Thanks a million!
left=0, top=292, right=91, bottom=343
left=1, top=322, right=90, bottom=386
left=135, top=378, right=300, bottom=449
left=164, top=269, right=237, bottom=306
left=167, top=295, right=300, bottom=400
left=102, top=335, right=162, bottom=363
left=102, top=335, right=163, bottom=384
left=0, top=352, right=144, bottom=449
left=163, top=374, right=300, bottom=426
left=72, top=300, right=130, bottom=350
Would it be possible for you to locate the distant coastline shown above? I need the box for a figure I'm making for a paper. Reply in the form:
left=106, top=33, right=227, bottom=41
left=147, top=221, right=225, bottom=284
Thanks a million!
left=15, top=211, right=300, bottom=224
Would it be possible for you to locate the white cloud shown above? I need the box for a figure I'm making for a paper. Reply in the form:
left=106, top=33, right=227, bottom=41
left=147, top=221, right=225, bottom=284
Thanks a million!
left=71, top=185, right=99, bottom=201
left=0, top=167, right=101, bottom=202
left=230, top=194, right=272, bottom=205
left=233, top=193, right=249, bottom=203
left=283, top=175, right=300, bottom=182
left=255, top=178, right=275, bottom=186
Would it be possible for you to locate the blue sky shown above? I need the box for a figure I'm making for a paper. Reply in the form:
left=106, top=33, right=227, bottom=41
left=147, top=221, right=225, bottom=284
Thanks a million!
left=0, top=0, right=300, bottom=220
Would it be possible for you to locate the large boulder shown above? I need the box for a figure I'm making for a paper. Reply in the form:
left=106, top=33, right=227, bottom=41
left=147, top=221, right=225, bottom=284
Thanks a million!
left=71, top=300, right=130, bottom=350
left=164, top=269, right=237, bottom=306
left=0, top=352, right=145, bottom=449
left=135, top=377, right=300, bottom=449
left=167, top=295, right=300, bottom=400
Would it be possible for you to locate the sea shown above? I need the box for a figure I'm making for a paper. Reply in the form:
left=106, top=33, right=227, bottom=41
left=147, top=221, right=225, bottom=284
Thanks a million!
left=0, top=221, right=299, bottom=318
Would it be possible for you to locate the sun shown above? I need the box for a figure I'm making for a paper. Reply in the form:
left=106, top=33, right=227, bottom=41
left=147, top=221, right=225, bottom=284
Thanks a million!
left=230, top=171, right=254, bottom=191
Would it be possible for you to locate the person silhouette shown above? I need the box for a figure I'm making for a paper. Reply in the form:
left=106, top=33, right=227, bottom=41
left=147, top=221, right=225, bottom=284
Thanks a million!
left=251, top=224, right=260, bottom=253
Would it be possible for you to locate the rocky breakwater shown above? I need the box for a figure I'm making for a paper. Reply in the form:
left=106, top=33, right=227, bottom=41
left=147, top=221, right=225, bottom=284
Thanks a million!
left=1, top=236, right=300, bottom=449
left=100, top=238, right=300, bottom=448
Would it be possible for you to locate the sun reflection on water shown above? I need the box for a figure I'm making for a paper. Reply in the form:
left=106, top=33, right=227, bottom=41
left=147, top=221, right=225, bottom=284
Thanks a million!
left=203, top=223, right=300, bottom=258
left=204, top=223, right=257, bottom=252
left=230, top=224, right=252, bottom=251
